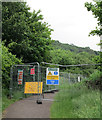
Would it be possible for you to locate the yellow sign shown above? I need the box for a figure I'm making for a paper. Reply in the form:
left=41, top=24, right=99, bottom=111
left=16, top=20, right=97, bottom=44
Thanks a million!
left=47, top=76, right=59, bottom=80
left=48, top=72, right=52, bottom=75
left=24, top=82, right=43, bottom=94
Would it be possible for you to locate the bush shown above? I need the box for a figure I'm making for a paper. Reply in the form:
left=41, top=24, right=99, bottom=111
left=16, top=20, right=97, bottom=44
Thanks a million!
left=84, top=70, right=102, bottom=89
left=2, top=43, right=22, bottom=89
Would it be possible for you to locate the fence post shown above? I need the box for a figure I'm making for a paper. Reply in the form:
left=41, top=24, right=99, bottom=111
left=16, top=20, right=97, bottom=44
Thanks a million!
left=36, top=62, right=42, bottom=104
left=33, top=66, right=35, bottom=81
left=10, top=65, right=13, bottom=98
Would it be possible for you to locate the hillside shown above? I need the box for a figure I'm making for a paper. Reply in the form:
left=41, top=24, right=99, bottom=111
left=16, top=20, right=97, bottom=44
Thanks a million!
left=52, top=40, right=99, bottom=55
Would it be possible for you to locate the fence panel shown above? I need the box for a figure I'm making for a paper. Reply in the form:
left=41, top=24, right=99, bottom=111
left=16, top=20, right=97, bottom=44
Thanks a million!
left=10, top=63, right=91, bottom=103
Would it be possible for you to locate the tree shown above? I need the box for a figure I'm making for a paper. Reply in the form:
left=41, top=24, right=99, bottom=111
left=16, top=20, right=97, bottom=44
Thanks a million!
left=2, top=2, right=53, bottom=63
left=85, top=1, right=102, bottom=37
left=85, top=1, right=102, bottom=87
left=2, top=43, right=22, bottom=89
left=85, top=0, right=102, bottom=65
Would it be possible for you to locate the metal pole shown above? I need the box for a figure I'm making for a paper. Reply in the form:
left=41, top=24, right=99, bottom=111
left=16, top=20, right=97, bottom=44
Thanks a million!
left=36, top=62, right=42, bottom=104
left=10, top=65, right=13, bottom=98
left=40, top=62, right=102, bottom=67
left=33, top=66, right=35, bottom=81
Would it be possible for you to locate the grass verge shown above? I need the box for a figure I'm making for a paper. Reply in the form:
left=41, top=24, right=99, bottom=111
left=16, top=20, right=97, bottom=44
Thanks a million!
left=2, top=89, right=23, bottom=111
left=50, top=83, right=100, bottom=118
left=2, top=89, right=31, bottom=111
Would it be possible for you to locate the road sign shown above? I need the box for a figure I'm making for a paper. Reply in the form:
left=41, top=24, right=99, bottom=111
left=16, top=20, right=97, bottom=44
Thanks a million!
left=18, top=70, right=23, bottom=85
left=30, top=68, right=35, bottom=75
left=46, top=68, right=59, bottom=85
left=24, top=82, right=43, bottom=94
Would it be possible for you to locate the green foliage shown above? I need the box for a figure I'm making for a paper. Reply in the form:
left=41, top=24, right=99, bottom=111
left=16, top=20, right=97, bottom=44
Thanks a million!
left=2, top=43, right=22, bottom=89
left=85, top=1, right=102, bottom=67
left=85, top=1, right=102, bottom=42
left=52, top=41, right=99, bottom=55
left=84, top=70, right=102, bottom=89
left=50, top=49, right=75, bottom=65
left=86, top=70, right=101, bottom=82
left=2, top=91, right=16, bottom=111
left=50, top=41, right=97, bottom=76
left=2, top=2, right=53, bottom=63
left=2, top=89, right=24, bottom=111
left=51, top=83, right=100, bottom=118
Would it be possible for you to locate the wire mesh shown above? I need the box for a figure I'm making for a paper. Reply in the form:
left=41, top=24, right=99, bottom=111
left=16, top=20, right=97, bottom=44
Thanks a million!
left=10, top=65, right=36, bottom=99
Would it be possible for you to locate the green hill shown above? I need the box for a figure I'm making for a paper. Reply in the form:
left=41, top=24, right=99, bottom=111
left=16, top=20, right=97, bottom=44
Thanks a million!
left=52, top=40, right=99, bottom=55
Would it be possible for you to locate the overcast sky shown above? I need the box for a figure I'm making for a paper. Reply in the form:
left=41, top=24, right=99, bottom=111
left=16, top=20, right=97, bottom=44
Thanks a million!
left=26, top=0, right=100, bottom=51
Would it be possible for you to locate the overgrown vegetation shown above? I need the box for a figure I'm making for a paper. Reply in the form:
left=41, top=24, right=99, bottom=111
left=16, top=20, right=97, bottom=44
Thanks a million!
left=50, top=75, right=101, bottom=118
left=85, top=70, right=102, bottom=89
left=2, top=43, right=22, bottom=89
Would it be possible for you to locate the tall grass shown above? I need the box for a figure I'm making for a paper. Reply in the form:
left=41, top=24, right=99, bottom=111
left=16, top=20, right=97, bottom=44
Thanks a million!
left=50, top=82, right=100, bottom=118
left=2, top=89, right=26, bottom=111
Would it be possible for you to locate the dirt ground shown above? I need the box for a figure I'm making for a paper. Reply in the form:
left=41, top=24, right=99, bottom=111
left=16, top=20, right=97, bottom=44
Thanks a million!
left=3, top=93, right=56, bottom=118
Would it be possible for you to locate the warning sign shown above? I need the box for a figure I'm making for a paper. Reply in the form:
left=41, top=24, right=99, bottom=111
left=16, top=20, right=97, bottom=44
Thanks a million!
left=18, top=70, right=23, bottom=85
left=46, top=68, right=59, bottom=85
left=48, top=72, right=52, bottom=76
left=47, top=76, right=59, bottom=80
left=30, top=68, right=35, bottom=75
left=24, top=82, right=43, bottom=94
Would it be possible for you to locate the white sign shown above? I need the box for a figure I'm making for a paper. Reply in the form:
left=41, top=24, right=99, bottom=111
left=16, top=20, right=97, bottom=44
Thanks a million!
left=18, top=70, right=23, bottom=85
left=46, top=68, right=59, bottom=85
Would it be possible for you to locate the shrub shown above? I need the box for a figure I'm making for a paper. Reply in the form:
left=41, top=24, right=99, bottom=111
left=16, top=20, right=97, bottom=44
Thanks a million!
left=84, top=70, right=102, bottom=89
left=2, top=43, right=22, bottom=90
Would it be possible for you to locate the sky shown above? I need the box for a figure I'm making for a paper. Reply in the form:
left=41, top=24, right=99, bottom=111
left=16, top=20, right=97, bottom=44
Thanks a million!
left=26, top=0, right=100, bottom=51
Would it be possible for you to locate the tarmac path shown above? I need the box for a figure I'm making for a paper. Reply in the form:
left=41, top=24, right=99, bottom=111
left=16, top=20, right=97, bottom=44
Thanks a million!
left=3, top=93, right=56, bottom=118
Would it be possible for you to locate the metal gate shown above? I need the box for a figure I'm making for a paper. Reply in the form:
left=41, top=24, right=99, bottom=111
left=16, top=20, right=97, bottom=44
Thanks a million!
left=10, top=62, right=98, bottom=104
left=10, top=63, right=43, bottom=102
left=10, top=63, right=60, bottom=103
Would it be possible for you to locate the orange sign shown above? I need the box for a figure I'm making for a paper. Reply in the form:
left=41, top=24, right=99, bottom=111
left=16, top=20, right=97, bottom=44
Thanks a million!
left=47, top=75, right=59, bottom=80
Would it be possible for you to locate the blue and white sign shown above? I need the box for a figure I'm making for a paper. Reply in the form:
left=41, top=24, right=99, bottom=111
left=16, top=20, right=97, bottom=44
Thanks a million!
left=46, top=80, right=59, bottom=85
left=46, top=68, right=59, bottom=85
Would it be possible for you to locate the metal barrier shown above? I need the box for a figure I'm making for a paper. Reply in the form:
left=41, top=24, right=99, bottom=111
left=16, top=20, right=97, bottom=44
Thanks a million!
left=10, top=64, right=38, bottom=98
left=9, top=63, right=59, bottom=103
left=10, top=62, right=100, bottom=104
left=60, top=72, right=85, bottom=84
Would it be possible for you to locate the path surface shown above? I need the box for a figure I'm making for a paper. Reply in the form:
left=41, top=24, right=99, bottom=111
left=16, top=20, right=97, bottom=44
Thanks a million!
left=3, top=93, right=55, bottom=118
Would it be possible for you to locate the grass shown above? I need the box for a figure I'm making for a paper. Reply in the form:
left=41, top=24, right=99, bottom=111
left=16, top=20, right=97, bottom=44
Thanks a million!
left=50, top=82, right=100, bottom=118
left=2, top=95, right=17, bottom=111
left=2, top=89, right=31, bottom=111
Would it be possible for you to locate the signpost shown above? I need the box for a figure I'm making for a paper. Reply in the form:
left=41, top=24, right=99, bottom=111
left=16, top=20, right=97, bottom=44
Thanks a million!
left=18, top=70, right=23, bottom=85
left=46, top=68, right=59, bottom=85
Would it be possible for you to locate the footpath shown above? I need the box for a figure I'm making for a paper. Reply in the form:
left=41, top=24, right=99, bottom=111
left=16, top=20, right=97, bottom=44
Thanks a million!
left=3, top=93, right=55, bottom=118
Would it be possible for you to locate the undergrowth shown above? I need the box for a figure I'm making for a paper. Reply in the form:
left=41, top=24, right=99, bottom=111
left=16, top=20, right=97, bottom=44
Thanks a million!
left=50, top=82, right=100, bottom=118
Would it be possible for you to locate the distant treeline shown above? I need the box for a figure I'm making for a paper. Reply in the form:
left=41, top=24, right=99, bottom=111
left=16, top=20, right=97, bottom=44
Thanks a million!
left=52, top=41, right=99, bottom=55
